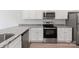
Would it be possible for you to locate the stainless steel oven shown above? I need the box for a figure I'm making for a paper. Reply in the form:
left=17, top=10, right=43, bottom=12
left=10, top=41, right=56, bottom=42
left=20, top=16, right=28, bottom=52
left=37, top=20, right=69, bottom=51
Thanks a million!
left=43, top=24, right=57, bottom=38
left=43, top=28, right=57, bottom=38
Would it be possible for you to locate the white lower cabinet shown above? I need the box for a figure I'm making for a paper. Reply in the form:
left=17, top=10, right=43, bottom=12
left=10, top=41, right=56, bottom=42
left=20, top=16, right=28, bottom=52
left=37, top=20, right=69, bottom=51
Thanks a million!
left=8, top=35, right=22, bottom=48
left=29, top=28, right=43, bottom=42
left=57, top=28, right=72, bottom=43
left=57, top=28, right=65, bottom=42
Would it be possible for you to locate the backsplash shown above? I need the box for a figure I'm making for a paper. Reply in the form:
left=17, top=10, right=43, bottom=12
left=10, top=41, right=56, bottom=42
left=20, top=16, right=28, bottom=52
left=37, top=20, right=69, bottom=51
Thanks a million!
left=52, top=19, right=66, bottom=24
left=21, top=19, right=66, bottom=25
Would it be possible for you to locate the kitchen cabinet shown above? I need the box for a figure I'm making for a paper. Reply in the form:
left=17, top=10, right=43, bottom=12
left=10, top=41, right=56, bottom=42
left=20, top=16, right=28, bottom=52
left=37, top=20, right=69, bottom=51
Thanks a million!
left=29, top=28, right=43, bottom=42
left=8, top=35, right=22, bottom=48
left=57, top=27, right=72, bottom=43
left=22, top=30, right=29, bottom=48
left=22, top=10, right=43, bottom=19
left=55, top=11, right=68, bottom=19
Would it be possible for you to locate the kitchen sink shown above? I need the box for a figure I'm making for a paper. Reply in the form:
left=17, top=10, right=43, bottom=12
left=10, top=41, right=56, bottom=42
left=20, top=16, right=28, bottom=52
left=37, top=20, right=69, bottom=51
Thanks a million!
left=0, top=33, right=15, bottom=43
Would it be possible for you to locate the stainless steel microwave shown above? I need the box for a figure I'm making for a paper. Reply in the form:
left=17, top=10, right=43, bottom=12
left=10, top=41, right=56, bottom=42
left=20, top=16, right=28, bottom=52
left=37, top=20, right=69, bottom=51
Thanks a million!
left=43, top=12, right=55, bottom=19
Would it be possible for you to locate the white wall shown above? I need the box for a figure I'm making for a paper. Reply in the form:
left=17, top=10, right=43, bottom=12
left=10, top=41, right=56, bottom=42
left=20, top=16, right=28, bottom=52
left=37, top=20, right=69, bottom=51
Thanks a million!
left=0, top=10, right=43, bottom=29
left=0, top=10, right=78, bottom=29
left=0, top=10, right=22, bottom=29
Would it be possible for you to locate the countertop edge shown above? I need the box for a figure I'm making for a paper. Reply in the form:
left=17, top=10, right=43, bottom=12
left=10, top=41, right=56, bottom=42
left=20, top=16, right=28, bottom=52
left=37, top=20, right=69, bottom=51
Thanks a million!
left=0, top=26, right=29, bottom=48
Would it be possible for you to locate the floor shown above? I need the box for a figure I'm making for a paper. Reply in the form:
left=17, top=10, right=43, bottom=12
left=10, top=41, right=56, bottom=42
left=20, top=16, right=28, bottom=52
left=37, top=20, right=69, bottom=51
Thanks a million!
left=30, top=43, right=77, bottom=48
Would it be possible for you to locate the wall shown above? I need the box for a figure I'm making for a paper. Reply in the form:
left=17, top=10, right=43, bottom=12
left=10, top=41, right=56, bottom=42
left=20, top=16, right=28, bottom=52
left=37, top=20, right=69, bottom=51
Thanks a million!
left=0, top=10, right=22, bottom=29
left=0, top=10, right=77, bottom=29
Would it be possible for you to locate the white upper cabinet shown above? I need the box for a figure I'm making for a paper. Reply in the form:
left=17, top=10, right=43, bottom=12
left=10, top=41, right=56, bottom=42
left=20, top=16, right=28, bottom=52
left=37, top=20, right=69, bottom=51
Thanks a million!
left=22, top=10, right=43, bottom=19
left=55, top=10, right=68, bottom=19
left=22, top=10, right=68, bottom=19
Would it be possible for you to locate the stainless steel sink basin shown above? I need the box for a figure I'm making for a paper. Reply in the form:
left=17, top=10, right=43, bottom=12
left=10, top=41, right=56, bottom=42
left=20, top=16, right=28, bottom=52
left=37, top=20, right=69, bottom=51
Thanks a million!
left=0, top=33, right=15, bottom=43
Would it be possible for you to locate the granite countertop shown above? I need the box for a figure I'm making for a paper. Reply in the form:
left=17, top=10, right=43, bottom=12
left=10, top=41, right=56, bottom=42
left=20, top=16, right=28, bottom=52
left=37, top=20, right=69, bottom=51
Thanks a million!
left=0, top=26, right=29, bottom=48
left=19, top=24, right=72, bottom=28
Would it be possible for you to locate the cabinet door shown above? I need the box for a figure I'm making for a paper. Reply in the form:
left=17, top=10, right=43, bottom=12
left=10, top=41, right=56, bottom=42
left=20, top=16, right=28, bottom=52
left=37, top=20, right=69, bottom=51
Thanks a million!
left=29, top=28, right=43, bottom=42
left=64, top=28, right=72, bottom=42
left=34, top=11, right=43, bottom=19
left=8, top=35, right=22, bottom=48
left=22, top=10, right=43, bottom=19
left=57, top=28, right=72, bottom=43
left=55, top=11, right=68, bottom=19
left=36, top=28, right=43, bottom=42
left=57, top=28, right=65, bottom=42
left=29, top=28, right=38, bottom=42
left=22, top=10, right=34, bottom=19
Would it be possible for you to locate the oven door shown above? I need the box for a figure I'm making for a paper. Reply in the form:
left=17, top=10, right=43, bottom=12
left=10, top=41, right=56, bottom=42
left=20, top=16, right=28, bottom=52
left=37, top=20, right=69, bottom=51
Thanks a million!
left=44, top=28, right=57, bottom=38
